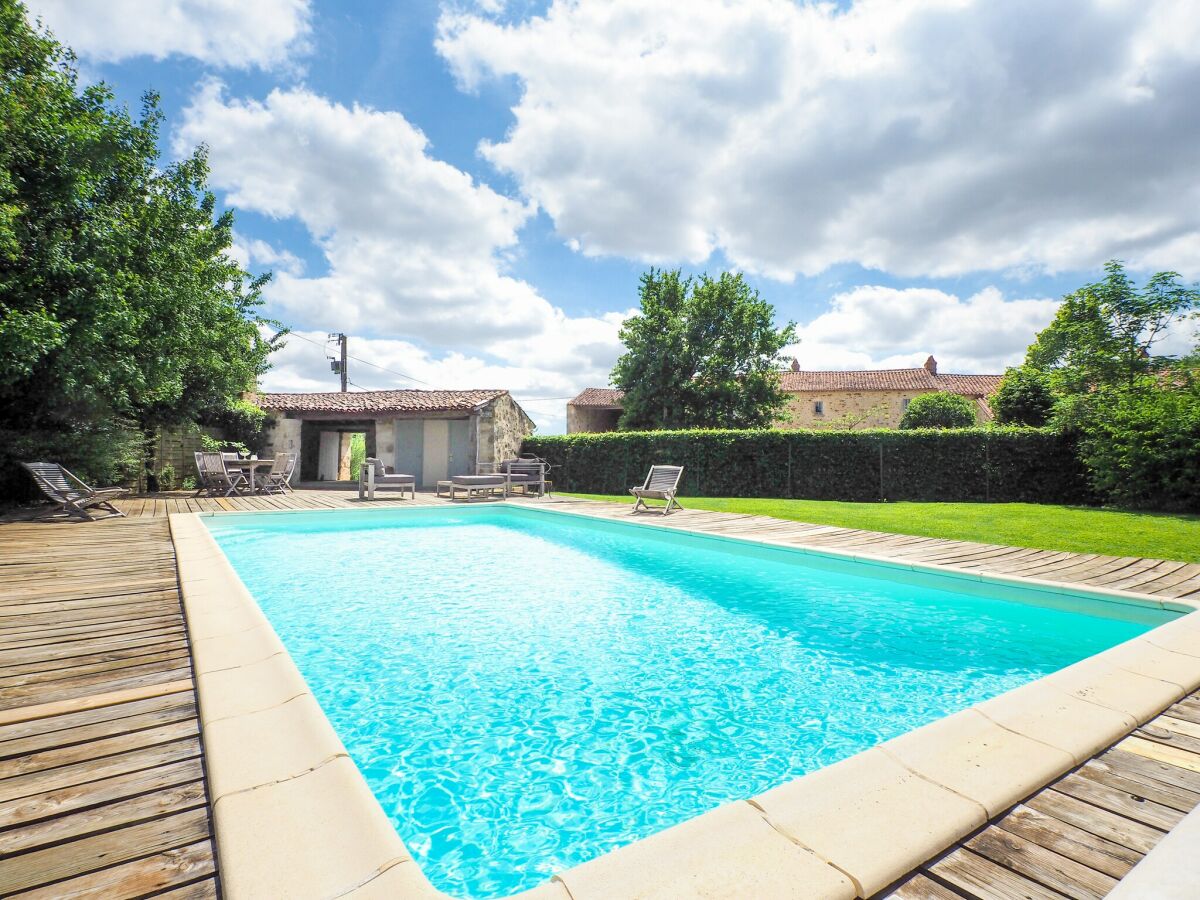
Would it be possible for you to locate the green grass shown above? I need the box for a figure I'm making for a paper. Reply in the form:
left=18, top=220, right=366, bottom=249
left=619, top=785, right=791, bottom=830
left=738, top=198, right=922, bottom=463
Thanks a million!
left=562, top=494, right=1200, bottom=563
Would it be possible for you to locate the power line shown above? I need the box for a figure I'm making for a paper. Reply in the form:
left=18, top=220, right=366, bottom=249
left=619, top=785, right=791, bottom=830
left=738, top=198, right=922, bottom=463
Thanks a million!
left=285, top=329, right=432, bottom=387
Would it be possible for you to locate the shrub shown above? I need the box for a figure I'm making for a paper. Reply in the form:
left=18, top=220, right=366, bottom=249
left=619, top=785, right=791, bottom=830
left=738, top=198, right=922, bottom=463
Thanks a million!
left=0, top=420, right=142, bottom=503
left=524, top=428, right=1089, bottom=504
left=991, top=366, right=1055, bottom=426
left=1075, top=384, right=1200, bottom=511
left=899, top=392, right=976, bottom=429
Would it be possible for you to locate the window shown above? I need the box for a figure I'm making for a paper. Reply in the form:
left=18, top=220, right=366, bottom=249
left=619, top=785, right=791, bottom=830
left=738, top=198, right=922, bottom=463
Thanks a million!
left=902, top=398, right=911, bottom=410
left=814, top=400, right=824, bottom=415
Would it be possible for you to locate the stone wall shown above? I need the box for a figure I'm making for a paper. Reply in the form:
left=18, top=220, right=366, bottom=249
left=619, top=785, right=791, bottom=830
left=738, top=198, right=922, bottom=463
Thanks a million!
left=485, top=393, right=536, bottom=465
left=566, top=405, right=621, bottom=433
left=780, top=390, right=934, bottom=430
left=260, top=415, right=302, bottom=459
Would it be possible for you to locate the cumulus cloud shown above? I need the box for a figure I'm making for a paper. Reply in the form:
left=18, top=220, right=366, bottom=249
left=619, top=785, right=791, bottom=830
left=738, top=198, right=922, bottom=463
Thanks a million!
left=26, top=0, right=311, bottom=69
left=260, top=330, right=612, bottom=434
left=788, top=286, right=1060, bottom=373
left=179, top=82, right=628, bottom=432
left=438, top=0, right=1200, bottom=279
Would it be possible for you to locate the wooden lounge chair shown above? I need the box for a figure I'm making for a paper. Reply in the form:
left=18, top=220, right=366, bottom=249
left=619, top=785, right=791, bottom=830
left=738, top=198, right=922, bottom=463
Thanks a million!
left=630, top=465, right=684, bottom=515
left=20, top=462, right=129, bottom=520
left=359, top=458, right=416, bottom=500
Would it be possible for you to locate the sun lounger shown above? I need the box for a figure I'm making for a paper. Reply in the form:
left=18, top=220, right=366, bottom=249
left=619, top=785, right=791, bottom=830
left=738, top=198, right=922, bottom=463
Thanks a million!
left=449, top=474, right=508, bottom=501
left=359, top=458, right=416, bottom=500
left=20, top=461, right=129, bottom=520
left=630, top=465, right=684, bottom=515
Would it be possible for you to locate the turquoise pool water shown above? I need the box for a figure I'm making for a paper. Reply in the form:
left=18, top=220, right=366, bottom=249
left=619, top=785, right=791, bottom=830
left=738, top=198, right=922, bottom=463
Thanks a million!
left=206, top=507, right=1171, bottom=899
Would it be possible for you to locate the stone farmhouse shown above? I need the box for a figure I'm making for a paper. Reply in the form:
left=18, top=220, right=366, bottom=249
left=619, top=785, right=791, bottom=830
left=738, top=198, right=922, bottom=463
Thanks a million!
left=253, top=389, right=534, bottom=486
left=566, top=356, right=1002, bottom=433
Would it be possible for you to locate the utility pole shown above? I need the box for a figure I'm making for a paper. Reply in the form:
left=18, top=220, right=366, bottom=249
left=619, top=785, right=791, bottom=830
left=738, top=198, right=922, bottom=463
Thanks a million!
left=328, top=333, right=347, bottom=392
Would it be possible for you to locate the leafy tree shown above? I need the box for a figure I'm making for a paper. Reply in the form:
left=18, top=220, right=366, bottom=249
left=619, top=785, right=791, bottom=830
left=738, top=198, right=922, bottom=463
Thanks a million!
left=991, top=366, right=1055, bottom=426
left=1074, top=375, right=1200, bottom=511
left=899, top=392, right=976, bottom=429
left=0, top=1, right=281, bottom=495
left=1026, top=260, right=1198, bottom=395
left=612, top=269, right=796, bottom=429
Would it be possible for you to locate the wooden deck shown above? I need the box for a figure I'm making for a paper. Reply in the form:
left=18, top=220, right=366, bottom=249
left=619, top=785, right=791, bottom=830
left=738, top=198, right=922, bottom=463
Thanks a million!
left=1, top=490, right=1198, bottom=898
left=0, top=517, right=217, bottom=898
left=884, top=696, right=1200, bottom=899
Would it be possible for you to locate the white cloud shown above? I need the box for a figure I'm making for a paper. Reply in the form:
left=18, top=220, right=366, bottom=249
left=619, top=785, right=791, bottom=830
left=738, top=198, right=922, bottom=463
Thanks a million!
left=26, top=0, right=311, bottom=69
left=231, top=235, right=305, bottom=276
left=789, top=285, right=1060, bottom=373
left=261, top=330, right=618, bottom=434
left=179, top=83, right=628, bottom=433
left=438, top=0, right=1200, bottom=279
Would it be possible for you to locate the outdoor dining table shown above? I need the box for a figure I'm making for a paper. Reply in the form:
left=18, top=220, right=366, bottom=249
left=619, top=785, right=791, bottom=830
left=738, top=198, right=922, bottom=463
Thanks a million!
left=224, top=458, right=275, bottom=494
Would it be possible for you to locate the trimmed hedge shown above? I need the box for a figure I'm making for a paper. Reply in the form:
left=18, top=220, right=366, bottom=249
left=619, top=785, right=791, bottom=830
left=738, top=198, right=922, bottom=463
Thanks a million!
left=523, top=427, right=1092, bottom=504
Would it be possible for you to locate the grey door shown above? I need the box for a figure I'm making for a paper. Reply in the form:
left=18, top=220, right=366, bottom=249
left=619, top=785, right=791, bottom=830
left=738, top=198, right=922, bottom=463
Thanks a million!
left=394, top=420, right=423, bottom=479
left=448, top=418, right=473, bottom=476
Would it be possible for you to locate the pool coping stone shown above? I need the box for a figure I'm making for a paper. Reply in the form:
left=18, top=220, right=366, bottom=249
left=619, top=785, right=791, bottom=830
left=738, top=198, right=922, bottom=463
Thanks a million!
left=169, top=504, right=1200, bottom=899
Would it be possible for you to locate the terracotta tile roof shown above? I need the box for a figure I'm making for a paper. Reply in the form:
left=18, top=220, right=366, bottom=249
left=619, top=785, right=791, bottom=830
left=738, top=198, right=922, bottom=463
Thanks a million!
left=781, top=368, right=942, bottom=391
left=569, top=387, right=626, bottom=408
left=934, top=373, right=1004, bottom=396
left=782, top=369, right=1001, bottom=395
left=568, top=369, right=1002, bottom=408
left=255, top=389, right=507, bottom=415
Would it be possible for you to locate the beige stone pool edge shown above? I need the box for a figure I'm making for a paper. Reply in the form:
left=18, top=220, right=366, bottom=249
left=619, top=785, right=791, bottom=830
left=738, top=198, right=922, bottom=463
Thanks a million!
left=168, top=508, right=1200, bottom=900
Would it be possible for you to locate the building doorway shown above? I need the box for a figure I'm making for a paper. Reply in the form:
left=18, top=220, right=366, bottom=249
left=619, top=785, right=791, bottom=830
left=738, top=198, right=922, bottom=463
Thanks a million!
left=317, top=430, right=366, bottom=481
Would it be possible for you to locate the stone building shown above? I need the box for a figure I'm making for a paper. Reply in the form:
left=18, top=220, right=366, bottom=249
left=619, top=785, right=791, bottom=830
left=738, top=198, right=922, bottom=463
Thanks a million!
left=566, top=357, right=1001, bottom=433
left=565, top=388, right=625, bottom=433
left=253, top=389, right=534, bottom=486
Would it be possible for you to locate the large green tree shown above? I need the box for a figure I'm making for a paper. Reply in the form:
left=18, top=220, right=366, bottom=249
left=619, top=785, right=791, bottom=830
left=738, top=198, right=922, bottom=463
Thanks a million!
left=1026, top=260, right=1198, bottom=394
left=612, top=269, right=796, bottom=430
left=0, top=0, right=280, bottom=494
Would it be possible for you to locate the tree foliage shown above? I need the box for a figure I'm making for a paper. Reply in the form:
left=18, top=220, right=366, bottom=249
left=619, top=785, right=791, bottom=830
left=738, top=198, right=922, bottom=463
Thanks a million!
left=991, top=366, right=1055, bottom=426
left=899, top=392, right=976, bottom=429
left=612, top=269, right=796, bottom=430
left=1017, top=260, right=1200, bottom=511
left=1073, top=374, right=1200, bottom=511
left=1026, top=260, right=1198, bottom=394
left=0, top=1, right=281, bottom=494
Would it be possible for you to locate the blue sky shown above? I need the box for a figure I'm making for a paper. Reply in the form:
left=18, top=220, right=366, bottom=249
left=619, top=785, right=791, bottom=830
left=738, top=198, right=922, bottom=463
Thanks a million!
left=27, top=0, right=1200, bottom=431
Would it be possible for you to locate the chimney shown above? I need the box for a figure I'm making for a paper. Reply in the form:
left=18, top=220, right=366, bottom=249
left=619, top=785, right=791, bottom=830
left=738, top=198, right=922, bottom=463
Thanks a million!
left=790, top=358, right=801, bottom=372
left=923, top=355, right=937, bottom=375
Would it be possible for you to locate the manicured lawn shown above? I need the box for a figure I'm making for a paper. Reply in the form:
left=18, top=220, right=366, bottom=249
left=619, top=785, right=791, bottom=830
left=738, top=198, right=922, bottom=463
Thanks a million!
left=562, top=494, right=1200, bottom=563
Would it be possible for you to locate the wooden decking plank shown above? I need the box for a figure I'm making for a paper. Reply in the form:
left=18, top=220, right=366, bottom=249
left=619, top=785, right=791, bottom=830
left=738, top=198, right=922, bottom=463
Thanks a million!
left=1025, top=790, right=1165, bottom=855
left=964, top=826, right=1117, bottom=899
left=0, top=698, right=196, bottom=761
left=1049, top=771, right=1185, bottom=831
left=1098, top=747, right=1200, bottom=793
left=993, top=804, right=1139, bottom=879
left=0, top=807, right=211, bottom=895
left=1075, top=759, right=1200, bottom=814
left=885, top=872, right=965, bottom=899
left=924, top=846, right=1069, bottom=899
left=0, top=779, right=207, bottom=856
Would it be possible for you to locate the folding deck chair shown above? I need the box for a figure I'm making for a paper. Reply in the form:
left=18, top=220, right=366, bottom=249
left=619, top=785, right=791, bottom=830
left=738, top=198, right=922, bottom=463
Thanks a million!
left=20, top=462, right=129, bottom=521
left=630, top=465, right=684, bottom=515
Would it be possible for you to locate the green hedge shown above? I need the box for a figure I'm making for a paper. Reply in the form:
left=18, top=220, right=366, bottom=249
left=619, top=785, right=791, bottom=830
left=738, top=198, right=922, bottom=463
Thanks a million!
left=523, top=428, right=1091, bottom=504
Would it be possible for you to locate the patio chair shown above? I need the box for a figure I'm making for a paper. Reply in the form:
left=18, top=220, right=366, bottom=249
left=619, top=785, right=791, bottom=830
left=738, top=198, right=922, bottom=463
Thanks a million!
left=502, top=458, right=550, bottom=497
left=259, top=452, right=297, bottom=495
left=630, top=465, right=685, bottom=515
left=198, top=451, right=248, bottom=497
left=192, top=451, right=209, bottom=497
left=359, top=458, right=416, bottom=500
left=20, top=462, right=129, bottom=521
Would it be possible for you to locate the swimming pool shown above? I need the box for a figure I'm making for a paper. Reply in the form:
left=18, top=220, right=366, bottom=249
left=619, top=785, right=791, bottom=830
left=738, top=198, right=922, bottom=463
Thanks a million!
left=205, top=506, right=1175, bottom=899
